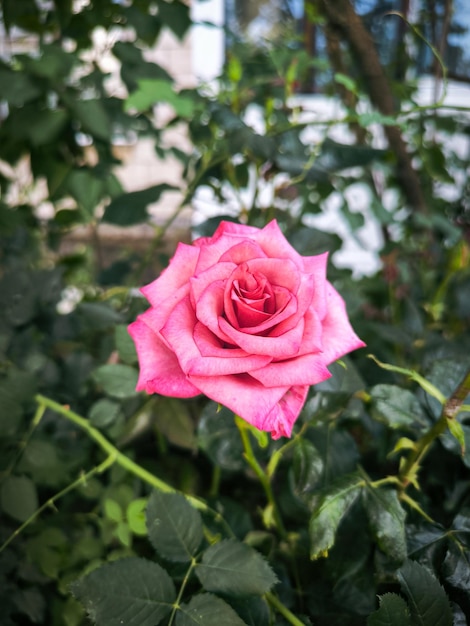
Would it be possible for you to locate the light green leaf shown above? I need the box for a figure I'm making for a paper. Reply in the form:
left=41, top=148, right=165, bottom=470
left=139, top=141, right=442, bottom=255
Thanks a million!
left=92, top=364, right=138, bottom=399
left=363, top=487, right=407, bottom=562
left=104, top=499, right=122, bottom=523
left=71, top=557, right=176, bottom=626
left=125, top=79, right=194, bottom=116
left=1, top=475, right=38, bottom=522
left=126, top=498, right=148, bottom=536
left=146, top=491, right=203, bottom=562
left=397, top=560, right=452, bottom=626
left=367, top=593, right=412, bottom=626
left=175, top=594, right=248, bottom=626
left=115, top=325, right=137, bottom=365
left=446, top=418, right=466, bottom=456
left=309, top=473, right=363, bottom=559
left=195, top=539, right=277, bottom=596
left=154, top=397, right=196, bottom=451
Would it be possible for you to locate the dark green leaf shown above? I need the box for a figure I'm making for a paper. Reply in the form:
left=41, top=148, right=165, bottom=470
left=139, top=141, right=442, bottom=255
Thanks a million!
left=367, top=593, right=412, bottom=626
left=102, top=184, right=177, bottom=226
left=309, top=473, right=363, bottom=559
left=363, top=487, right=407, bottom=562
left=0, top=475, right=38, bottom=522
left=92, top=364, right=138, bottom=399
left=89, top=399, right=121, bottom=428
left=292, top=439, right=324, bottom=496
left=0, top=68, right=41, bottom=105
left=196, top=539, right=277, bottom=596
left=156, top=0, right=191, bottom=40
left=146, top=491, right=203, bottom=562
left=441, top=542, right=470, bottom=593
left=370, top=384, right=423, bottom=429
left=175, top=594, right=248, bottom=626
left=227, top=597, right=270, bottom=626
left=397, top=560, right=452, bottom=626
left=71, top=557, right=176, bottom=626
left=197, top=403, right=245, bottom=471
left=67, top=98, right=112, bottom=141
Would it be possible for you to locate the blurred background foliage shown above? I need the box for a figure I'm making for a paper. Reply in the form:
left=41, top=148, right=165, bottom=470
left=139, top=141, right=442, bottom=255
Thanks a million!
left=0, top=0, right=470, bottom=624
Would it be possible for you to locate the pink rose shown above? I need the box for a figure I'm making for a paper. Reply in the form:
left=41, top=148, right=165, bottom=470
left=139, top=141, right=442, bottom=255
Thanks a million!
left=128, top=220, right=365, bottom=439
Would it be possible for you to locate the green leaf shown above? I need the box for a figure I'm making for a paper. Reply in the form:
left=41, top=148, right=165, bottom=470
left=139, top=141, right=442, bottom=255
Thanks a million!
left=156, top=0, right=191, bottom=40
left=227, top=597, right=270, bottom=626
left=367, top=593, right=412, bottom=626
left=154, top=397, right=197, bottom=451
left=441, top=542, right=470, bottom=592
left=71, top=557, right=176, bottom=626
left=66, top=98, right=112, bottom=141
left=104, top=499, right=123, bottom=523
left=92, top=364, right=138, bottom=399
left=0, top=475, right=38, bottom=522
left=126, top=498, right=148, bottom=536
left=309, top=473, right=363, bottom=559
left=370, top=384, right=424, bottom=429
left=0, top=68, right=41, bottom=105
left=397, top=560, right=453, bottom=626
left=195, top=539, right=277, bottom=596
left=125, top=79, right=195, bottom=117
left=292, top=438, right=324, bottom=496
left=197, top=403, right=245, bottom=471
left=102, top=184, right=177, bottom=226
left=363, top=487, right=407, bottom=562
left=89, top=399, right=121, bottom=429
left=175, top=594, right=248, bottom=626
left=146, top=491, right=203, bottom=562
left=115, top=325, right=137, bottom=365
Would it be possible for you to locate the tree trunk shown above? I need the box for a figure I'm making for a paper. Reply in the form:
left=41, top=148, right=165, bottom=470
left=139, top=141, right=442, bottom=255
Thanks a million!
left=317, top=0, right=427, bottom=213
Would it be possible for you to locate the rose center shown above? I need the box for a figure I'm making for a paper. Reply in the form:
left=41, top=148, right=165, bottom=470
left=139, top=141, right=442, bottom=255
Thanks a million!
left=231, top=270, right=276, bottom=327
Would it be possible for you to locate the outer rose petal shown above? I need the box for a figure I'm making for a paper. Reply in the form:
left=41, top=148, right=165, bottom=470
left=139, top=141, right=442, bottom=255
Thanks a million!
left=187, top=372, right=290, bottom=432
left=249, top=354, right=331, bottom=387
left=318, top=284, right=366, bottom=363
left=128, top=319, right=200, bottom=397
left=259, top=385, right=309, bottom=439
left=141, top=242, right=199, bottom=307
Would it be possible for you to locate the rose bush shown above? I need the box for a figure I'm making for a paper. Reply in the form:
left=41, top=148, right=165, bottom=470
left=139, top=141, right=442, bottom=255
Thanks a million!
left=129, top=220, right=365, bottom=438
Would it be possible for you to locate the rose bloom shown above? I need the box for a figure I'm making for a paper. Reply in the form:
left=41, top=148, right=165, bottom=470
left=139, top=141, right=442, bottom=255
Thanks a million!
left=128, top=220, right=365, bottom=439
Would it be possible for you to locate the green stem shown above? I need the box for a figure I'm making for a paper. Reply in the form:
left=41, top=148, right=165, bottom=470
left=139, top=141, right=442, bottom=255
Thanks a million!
left=168, top=558, right=197, bottom=626
left=0, top=454, right=116, bottom=554
left=35, top=394, right=210, bottom=516
left=235, top=417, right=287, bottom=538
left=266, top=592, right=307, bottom=626
left=398, top=368, right=470, bottom=489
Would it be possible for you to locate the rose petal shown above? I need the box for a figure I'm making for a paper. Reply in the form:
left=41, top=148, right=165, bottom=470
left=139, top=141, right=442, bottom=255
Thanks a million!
left=218, top=315, right=305, bottom=357
left=219, top=240, right=267, bottom=264
left=252, top=220, right=304, bottom=268
left=260, top=385, right=309, bottom=439
left=187, top=371, right=289, bottom=430
left=319, top=284, right=366, bottom=362
left=161, top=298, right=273, bottom=376
left=302, top=252, right=329, bottom=320
left=249, top=354, right=331, bottom=387
left=141, top=242, right=199, bottom=307
left=128, top=318, right=200, bottom=397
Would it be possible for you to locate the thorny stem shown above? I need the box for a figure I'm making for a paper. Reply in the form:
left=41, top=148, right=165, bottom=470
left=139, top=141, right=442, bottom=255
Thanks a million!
left=398, top=368, right=470, bottom=490
left=0, top=454, right=116, bottom=553
left=34, top=394, right=234, bottom=538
